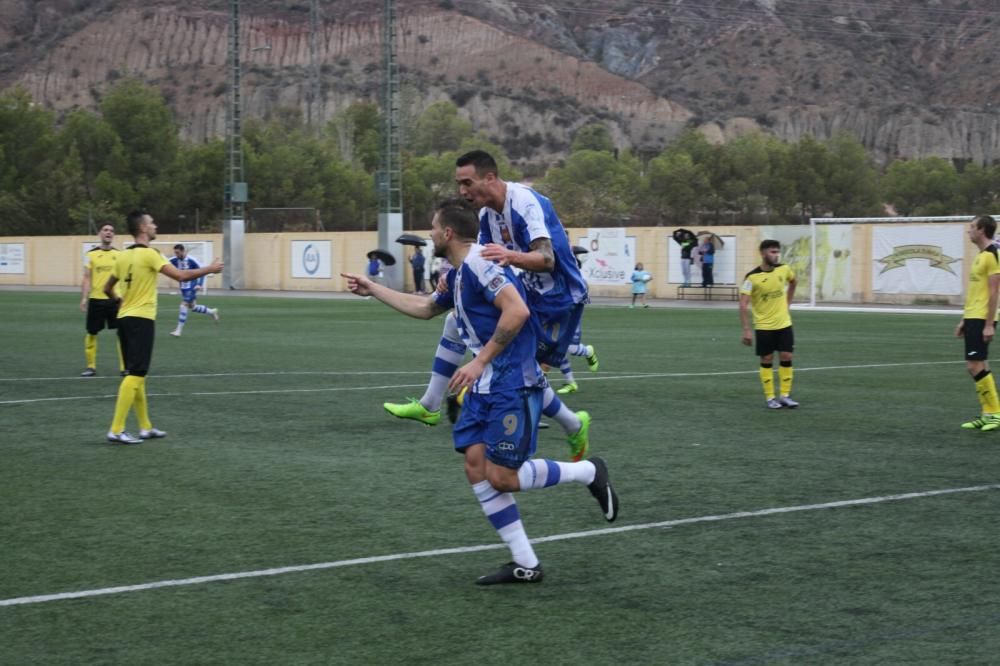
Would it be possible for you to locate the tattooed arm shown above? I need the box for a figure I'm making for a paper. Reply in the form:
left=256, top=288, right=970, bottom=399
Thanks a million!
left=479, top=237, right=555, bottom=272
left=448, top=285, right=530, bottom=391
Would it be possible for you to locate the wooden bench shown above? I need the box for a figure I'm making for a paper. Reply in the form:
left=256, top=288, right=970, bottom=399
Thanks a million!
left=676, top=285, right=739, bottom=301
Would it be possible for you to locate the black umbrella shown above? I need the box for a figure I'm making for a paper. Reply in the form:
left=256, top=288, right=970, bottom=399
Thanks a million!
left=572, top=245, right=590, bottom=255
left=696, top=231, right=724, bottom=250
left=672, top=228, right=696, bottom=245
left=366, top=249, right=396, bottom=266
left=396, top=233, right=427, bottom=247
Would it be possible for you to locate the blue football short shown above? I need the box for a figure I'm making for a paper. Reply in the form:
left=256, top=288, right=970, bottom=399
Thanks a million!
left=180, top=287, right=198, bottom=304
left=530, top=302, right=585, bottom=366
left=452, top=387, right=543, bottom=469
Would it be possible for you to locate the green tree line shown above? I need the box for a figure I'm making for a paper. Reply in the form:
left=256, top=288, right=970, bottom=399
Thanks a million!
left=3, top=81, right=1000, bottom=235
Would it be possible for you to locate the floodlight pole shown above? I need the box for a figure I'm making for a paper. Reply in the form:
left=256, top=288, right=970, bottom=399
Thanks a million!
left=376, top=0, right=403, bottom=289
left=223, top=0, right=248, bottom=290
left=307, top=0, right=322, bottom=133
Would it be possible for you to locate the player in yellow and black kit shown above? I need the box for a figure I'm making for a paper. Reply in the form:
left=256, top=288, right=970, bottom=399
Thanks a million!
left=102, top=211, right=223, bottom=444
left=957, top=215, right=1000, bottom=431
left=739, top=239, right=799, bottom=409
left=79, top=223, right=123, bottom=377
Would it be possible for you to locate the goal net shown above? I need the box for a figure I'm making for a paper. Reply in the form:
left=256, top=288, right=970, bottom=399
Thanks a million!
left=150, top=240, right=217, bottom=294
left=747, top=216, right=992, bottom=311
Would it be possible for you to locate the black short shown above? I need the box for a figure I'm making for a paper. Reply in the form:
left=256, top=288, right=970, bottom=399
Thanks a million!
left=963, top=319, right=994, bottom=361
left=755, top=326, right=794, bottom=357
left=116, top=317, right=155, bottom=377
left=85, top=298, right=119, bottom=334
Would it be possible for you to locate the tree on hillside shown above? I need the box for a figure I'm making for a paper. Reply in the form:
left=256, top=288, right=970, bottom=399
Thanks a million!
left=643, top=150, right=709, bottom=223
left=570, top=123, right=615, bottom=154
left=824, top=132, right=880, bottom=217
left=881, top=156, right=959, bottom=216
left=411, top=101, right=473, bottom=155
left=0, top=86, right=56, bottom=194
left=100, top=80, right=179, bottom=186
left=789, top=135, right=829, bottom=220
left=540, top=150, right=640, bottom=227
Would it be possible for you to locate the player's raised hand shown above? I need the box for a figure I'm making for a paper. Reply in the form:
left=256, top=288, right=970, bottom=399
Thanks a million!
left=480, top=243, right=512, bottom=266
left=340, top=272, right=373, bottom=296
left=206, top=258, right=224, bottom=273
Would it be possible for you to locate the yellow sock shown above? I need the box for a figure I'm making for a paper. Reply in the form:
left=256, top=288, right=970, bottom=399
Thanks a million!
left=84, top=334, right=97, bottom=369
left=759, top=366, right=775, bottom=400
left=116, top=337, right=125, bottom=373
left=133, top=377, right=152, bottom=431
left=975, top=372, right=1000, bottom=414
left=110, top=375, right=142, bottom=433
left=779, top=365, right=794, bottom=397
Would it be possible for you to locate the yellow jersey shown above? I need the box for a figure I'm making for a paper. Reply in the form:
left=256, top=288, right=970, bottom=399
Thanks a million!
left=740, top=263, right=795, bottom=330
left=84, top=247, right=120, bottom=300
left=114, top=245, right=169, bottom=320
left=964, top=246, right=1000, bottom=320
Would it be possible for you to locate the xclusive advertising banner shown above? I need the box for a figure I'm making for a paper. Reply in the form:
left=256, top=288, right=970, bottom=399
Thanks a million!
left=291, top=240, right=331, bottom=279
left=872, top=225, right=962, bottom=295
left=575, top=228, right=637, bottom=285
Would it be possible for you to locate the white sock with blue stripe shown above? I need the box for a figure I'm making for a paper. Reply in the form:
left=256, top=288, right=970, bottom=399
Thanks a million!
left=567, top=344, right=590, bottom=357
left=420, top=314, right=466, bottom=412
left=542, top=386, right=581, bottom=434
left=176, top=304, right=188, bottom=330
left=192, top=304, right=209, bottom=314
left=560, top=358, right=576, bottom=384
left=516, top=459, right=596, bottom=490
left=472, top=480, right=538, bottom=567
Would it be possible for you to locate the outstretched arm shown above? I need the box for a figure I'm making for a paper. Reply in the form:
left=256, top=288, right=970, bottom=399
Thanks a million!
left=161, top=258, right=223, bottom=283
left=341, top=272, right=445, bottom=320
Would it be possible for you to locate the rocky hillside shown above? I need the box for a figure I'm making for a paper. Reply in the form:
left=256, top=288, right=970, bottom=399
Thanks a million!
left=3, top=0, right=1000, bottom=164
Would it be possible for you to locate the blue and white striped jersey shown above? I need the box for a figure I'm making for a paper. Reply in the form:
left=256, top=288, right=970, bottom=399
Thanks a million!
left=433, top=245, right=545, bottom=394
left=477, top=182, right=588, bottom=318
left=169, top=255, right=204, bottom=290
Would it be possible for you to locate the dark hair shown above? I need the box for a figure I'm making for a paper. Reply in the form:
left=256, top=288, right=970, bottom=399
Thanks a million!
left=759, top=239, right=781, bottom=251
left=125, top=210, right=146, bottom=236
left=434, top=197, right=480, bottom=240
left=455, top=150, right=498, bottom=177
left=973, top=214, right=996, bottom=239
left=173, top=243, right=185, bottom=251
left=98, top=223, right=115, bottom=232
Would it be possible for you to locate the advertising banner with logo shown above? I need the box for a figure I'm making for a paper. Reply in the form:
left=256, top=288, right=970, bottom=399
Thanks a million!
left=667, top=235, right=737, bottom=284
left=872, top=225, right=962, bottom=295
left=758, top=225, right=853, bottom=300
left=0, top=243, right=25, bottom=274
left=291, top=240, right=331, bottom=279
left=575, top=229, right=636, bottom=285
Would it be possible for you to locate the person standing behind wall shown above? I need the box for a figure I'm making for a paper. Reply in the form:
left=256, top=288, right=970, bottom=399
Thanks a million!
left=700, top=238, right=715, bottom=288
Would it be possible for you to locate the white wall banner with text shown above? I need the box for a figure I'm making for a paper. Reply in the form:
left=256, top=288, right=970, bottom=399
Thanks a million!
left=576, top=229, right=637, bottom=285
left=872, top=225, right=962, bottom=295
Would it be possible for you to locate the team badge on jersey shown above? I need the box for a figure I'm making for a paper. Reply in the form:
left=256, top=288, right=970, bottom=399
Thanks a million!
left=499, top=222, right=512, bottom=245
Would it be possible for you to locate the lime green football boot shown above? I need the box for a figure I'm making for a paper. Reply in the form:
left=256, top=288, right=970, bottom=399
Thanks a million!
left=567, top=410, right=591, bottom=462
left=556, top=382, right=578, bottom=395
left=980, top=414, right=1000, bottom=432
left=384, top=398, right=441, bottom=426
left=585, top=345, right=599, bottom=372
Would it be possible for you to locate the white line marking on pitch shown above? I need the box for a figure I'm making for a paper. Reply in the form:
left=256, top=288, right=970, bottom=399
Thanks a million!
left=0, top=361, right=959, bottom=406
left=0, top=371, right=434, bottom=383
left=1, top=484, right=996, bottom=608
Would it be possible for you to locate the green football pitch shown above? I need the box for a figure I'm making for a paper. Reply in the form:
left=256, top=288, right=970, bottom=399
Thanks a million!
left=2, top=291, right=998, bottom=664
